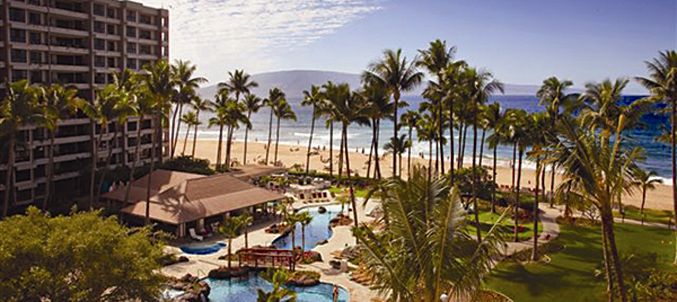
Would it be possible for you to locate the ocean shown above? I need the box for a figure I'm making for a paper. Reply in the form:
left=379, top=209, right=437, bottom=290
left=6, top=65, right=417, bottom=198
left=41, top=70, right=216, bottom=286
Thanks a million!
left=182, top=95, right=672, bottom=183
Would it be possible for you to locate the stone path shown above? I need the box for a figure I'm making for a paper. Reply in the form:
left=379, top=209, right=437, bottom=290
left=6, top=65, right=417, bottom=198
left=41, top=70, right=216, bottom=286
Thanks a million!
left=501, top=203, right=561, bottom=256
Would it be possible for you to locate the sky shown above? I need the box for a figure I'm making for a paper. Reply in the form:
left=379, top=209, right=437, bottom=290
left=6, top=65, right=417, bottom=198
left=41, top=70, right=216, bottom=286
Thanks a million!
left=139, top=0, right=676, bottom=93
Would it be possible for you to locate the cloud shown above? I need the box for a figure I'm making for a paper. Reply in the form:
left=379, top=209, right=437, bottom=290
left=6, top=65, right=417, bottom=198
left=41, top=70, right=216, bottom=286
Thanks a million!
left=137, top=0, right=383, bottom=82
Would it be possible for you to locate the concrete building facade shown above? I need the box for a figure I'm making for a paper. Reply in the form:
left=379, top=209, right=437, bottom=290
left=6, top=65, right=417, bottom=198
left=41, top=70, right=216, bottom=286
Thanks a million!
left=0, top=0, right=169, bottom=212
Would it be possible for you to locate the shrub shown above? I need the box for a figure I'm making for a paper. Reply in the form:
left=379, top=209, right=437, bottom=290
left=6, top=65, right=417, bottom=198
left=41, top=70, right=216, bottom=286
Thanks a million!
left=159, top=156, right=215, bottom=175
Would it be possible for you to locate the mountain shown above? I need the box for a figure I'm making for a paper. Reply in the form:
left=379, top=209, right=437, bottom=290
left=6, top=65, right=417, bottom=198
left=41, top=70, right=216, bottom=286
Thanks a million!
left=198, top=69, right=544, bottom=102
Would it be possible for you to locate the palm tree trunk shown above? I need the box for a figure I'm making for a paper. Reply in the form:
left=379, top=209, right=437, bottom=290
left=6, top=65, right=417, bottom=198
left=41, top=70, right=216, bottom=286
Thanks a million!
left=274, top=116, right=281, bottom=164
left=428, top=140, right=433, bottom=182
left=243, top=111, right=251, bottom=164
left=601, top=226, right=614, bottom=302
left=641, top=188, right=647, bottom=215
left=216, top=125, right=224, bottom=169
left=265, top=108, right=274, bottom=165
left=90, top=122, right=105, bottom=209
left=343, top=126, right=359, bottom=242
left=438, top=107, right=445, bottom=176
left=171, top=103, right=184, bottom=158
left=2, top=133, right=16, bottom=218
left=472, top=114, right=481, bottom=242
left=301, top=225, right=306, bottom=255
left=457, top=122, right=464, bottom=169
left=124, top=117, right=144, bottom=204
left=192, top=110, right=200, bottom=158
left=492, top=145, right=497, bottom=213
left=602, top=207, right=628, bottom=302
left=182, top=122, right=190, bottom=155
left=393, top=94, right=399, bottom=178
left=479, top=128, right=486, bottom=168
left=514, top=147, right=523, bottom=242
left=549, top=163, right=557, bottom=207
left=338, top=132, right=344, bottom=180
left=671, top=99, right=677, bottom=264
left=96, top=126, right=120, bottom=204
left=245, top=229, right=249, bottom=249
left=460, top=124, right=468, bottom=169
left=449, top=99, right=455, bottom=181
left=366, top=122, right=375, bottom=178
left=227, top=238, right=233, bottom=269
left=305, top=109, right=316, bottom=175
left=329, top=123, right=334, bottom=177
left=511, top=142, right=517, bottom=189
left=434, top=136, right=439, bottom=176
left=531, top=159, right=540, bottom=261
left=374, top=120, right=382, bottom=179
left=145, top=124, right=156, bottom=225
left=169, top=104, right=180, bottom=158
left=44, top=130, right=56, bottom=211
left=407, top=126, right=412, bottom=179
left=225, top=125, right=233, bottom=170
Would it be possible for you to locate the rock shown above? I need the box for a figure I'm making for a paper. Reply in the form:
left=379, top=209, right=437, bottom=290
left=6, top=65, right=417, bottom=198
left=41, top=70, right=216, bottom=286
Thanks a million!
left=318, top=206, right=327, bottom=214
left=208, top=266, right=249, bottom=279
left=317, top=239, right=328, bottom=245
left=329, top=260, right=342, bottom=270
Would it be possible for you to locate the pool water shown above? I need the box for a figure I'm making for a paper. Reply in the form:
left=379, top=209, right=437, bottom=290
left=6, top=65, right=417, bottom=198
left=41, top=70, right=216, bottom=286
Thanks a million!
left=180, top=242, right=226, bottom=255
left=205, top=274, right=349, bottom=302
left=273, top=205, right=344, bottom=250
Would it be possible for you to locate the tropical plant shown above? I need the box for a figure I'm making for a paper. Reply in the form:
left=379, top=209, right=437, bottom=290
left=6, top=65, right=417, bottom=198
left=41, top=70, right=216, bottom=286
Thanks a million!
left=219, top=215, right=246, bottom=269
left=297, top=211, right=313, bottom=254
left=525, top=112, right=550, bottom=260
left=242, top=93, right=262, bottom=164
left=363, top=49, right=423, bottom=177
left=170, top=60, right=206, bottom=158
left=361, top=80, right=394, bottom=179
left=256, top=269, right=297, bottom=302
left=209, top=93, right=230, bottom=170
left=284, top=212, right=301, bottom=253
left=190, top=96, right=213, bottom=157
left=301, top=85, right=323, bottom=175
left=240, top=212, right=254, bottom=249
left=631, top=169, right=663, bottom=216
left=264, top=88, right=286, bottom=165
left=384, top=134, right=409, bottom=178
left=353, top=166, right=503, bottom=302
left=180, top=111, right=199, bottom=155
left=484, top=102, right=502, bottom=213
left=0, top=80, right=42, bottom=218
left=401, top=110, right=420, bottom=178
left=272, top=98, right=297, bottom=164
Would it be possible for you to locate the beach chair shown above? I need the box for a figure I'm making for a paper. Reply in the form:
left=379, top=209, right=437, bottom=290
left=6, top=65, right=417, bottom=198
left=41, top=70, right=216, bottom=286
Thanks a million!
left=189, top=228, right=203, bottom=241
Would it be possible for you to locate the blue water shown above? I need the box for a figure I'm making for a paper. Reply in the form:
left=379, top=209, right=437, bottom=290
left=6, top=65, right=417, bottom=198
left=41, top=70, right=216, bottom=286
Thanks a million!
left=205, top=274, right=349, bottom=302
left=186, top=94, right=671, bottom=181
left=180, top=242, right=227, bottom=255
left=272, top=205, right=342, bottom=250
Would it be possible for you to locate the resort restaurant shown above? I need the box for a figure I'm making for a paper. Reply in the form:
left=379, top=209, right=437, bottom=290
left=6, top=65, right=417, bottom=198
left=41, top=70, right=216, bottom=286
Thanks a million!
left=101, top=169, right=286, bottom=238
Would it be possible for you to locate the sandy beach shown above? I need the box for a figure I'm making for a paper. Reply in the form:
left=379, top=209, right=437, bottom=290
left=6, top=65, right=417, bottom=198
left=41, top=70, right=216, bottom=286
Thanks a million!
left=176, top=139, right=674, bottom=211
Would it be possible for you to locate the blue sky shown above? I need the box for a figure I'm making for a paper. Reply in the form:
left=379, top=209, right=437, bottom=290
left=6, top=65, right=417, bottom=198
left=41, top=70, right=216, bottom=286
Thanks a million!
left=141, top=0, right=676, bottom=93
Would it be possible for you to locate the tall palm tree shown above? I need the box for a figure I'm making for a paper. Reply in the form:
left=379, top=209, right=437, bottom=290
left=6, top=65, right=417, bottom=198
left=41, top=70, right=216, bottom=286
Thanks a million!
left=272, top=98, right=296, bottom=165
left=256, top=269, right=298, bottom=302
left=401, top=110, right=420, bottom=178
left=536, top=76, right=578, bottom=207
left=284, top=212, right=301, bottom=254
left=361, top=81, right=394, bottom=179
left=209, top=97, right=229, bottom=170
left=418, top=40, right=459, bottom=175
left=484, top=103, right=503, bottom=213
left=190, top=96, right=213, bottom=158
left=631, top=169, right=662, bottom=216
left=170, top=60, right=206, bottom=158
left=142, top=59, right=174, bottom=224
left=421, top=82, right=445, bottom=175
left=441, top=61, right=469, bottom=179
left=416, top=113, right=438, bottom=181
left=223, top=99, right=250, bottom=170
left=635, top=50, right=677, bottom=263
left=240, top=212, right=254, bottom=249
left=219, top=215, right=245, bottom=269
left=503, top=108, right=529, bottom=242
left=180, top=111, right=198, bottom=155
left=264, top=88, right=285, bottom=165
left=38, top=84, right=80, bottom=210
left=301, top=85, right=323, bottom=175
left=219, top=69, right=258, bottom=104
left=525, top=112, right=549, bottom=261
left=384, top=134, right=409, bottom=178
left=297, top=211, right=313, bottom=255
left=0, top=80, right=41, bottom=218
left=363, top=49, right=423, bottom=177
left=353, top=167, right=503, bottom=302
left=242, top=94, right=262, bottom=164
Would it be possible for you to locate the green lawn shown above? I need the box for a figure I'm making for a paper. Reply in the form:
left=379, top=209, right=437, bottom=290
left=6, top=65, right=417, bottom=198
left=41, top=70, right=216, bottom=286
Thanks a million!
left=467, top=210, right=540, bottom=242
left=484, top=222, right=675, bottom=302
left=329, top=185, right=369, bottom=198
left=614, top=205, right=673, bottom=225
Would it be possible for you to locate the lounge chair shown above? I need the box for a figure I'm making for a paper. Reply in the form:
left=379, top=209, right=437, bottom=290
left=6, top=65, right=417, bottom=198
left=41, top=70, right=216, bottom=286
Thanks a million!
left=189, top=228, right=203, bottom=241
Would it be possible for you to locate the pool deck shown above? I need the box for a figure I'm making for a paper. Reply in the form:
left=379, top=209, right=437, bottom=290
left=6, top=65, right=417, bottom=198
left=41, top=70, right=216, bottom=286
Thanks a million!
left=160, top=198, right=383, bottom=301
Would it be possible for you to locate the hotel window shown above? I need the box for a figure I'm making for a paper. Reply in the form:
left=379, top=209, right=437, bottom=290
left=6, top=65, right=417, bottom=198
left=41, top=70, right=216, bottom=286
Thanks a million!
left=94, top=21, right=105, bottom=33
left=28, top=0, right=42, bottom=5
left=140, top=14, right=152, bottom=25
left=127, top=42, right=137, bottom=53
left=107, top=57, right=116, bottom=68
left=29, top=51, right=41, bottom=64
left=107, top=24, right=116, bottom=35
left=94, top=38, right=105, bottom=50
left=28, top=12, right=42, bottom=25
left=93, top=4, right=105, bottom=16
left=10, top=29, right=26, bottom=43
left=12, top=69, right=28, bottom=81
left=126, top=10, right=136, bottom=22
left=107, top=7, right=116, bottom=19
left=126, top=26, right=136, bottom=38
left=107, top=41, right=117, bottom=52
left=30, top=70, right=43, bottom=83
left=11, top=49, right=27, bottom=63
left=139, top=44, right=151, bottom=55
left=94, top=56, right=105, bottom=67
left=95, top=73, right=106, bottom=84
left=139, top=30, right=151, bottom=40
left=29, top=32, right=42, bottom=45
left=126, top=58, right=137, bottom=69
left=9, top=8, right=25, bottom=23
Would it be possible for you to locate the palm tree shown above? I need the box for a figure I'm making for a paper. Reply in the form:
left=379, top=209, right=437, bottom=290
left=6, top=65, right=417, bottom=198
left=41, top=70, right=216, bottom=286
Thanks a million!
left=525, top=112, right=549, bottom=261
left=38, top=84, right=80, bottom=210
left=441, top=61, right=469, bottom=179
left=362, top=81, right=394, bottom=179
left=242, top=94, right=262, bottom=164
left=240, top=212, right=254, bottom=249
left=484, top=103, right=502, bottom=213
left=416, top=113, right=438, bottom=181
left=536, top=76, right=578, bottom=207
left=190, top=96, right=213, bottom=157
left=142, top=59, right=174, bottom=224
left=301, top=85, right=323, bottom=175
left=180, top=111, right=198, bottom=155
left=170, top=60, right=206, bottom=158
left=210, top=93, right=229, bottom=170
left=297, top=211, right=313, bottom=255
left=0, top=80, right=41, bottom=218
left=401, top=110, right=420, bottom=178
left=219, top=69, right=258, bottom=104
left=284, top=212, right=301, bottom=254
left=418, top=40, right=459, bottom=175
left=219, top=215, right=245, bottom=269
left=504, top=108, right=529, bottom=242
left=264, top=88, right=285, bottom=165
left=631, top=169, right=662, bottom=216
left=363, top=49, right=423, bottom=177
left=384, top=134, right=408, bottom=178
left=223, top=100, right=250, bottom=170
left=272, top=98, right=296, bottom=165
left=353, top=167, right=503, bottom=302
left=256, top=269, right=297, bottom=302
left=635, top=50, right=677, bottom=263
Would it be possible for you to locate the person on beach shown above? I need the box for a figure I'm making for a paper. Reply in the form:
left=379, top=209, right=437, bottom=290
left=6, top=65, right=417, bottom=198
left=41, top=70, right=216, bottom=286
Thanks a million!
left=333, top=284, right=339, bottom=302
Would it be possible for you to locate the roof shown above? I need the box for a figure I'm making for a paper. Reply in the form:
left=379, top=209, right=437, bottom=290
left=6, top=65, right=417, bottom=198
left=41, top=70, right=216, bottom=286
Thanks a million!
left=101, top=169, right=202, bottom=203
left=225, top=165, right=287, bottom=180
left=104, top=170, right=285, bottom=225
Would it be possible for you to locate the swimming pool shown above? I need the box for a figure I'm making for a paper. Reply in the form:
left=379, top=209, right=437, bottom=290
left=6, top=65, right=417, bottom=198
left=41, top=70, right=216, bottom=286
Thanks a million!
left=272, top=204, right=343, bottom=250
left=205, top=273, right=349, bottom=302
left=180, top=242, right=226, bottom=255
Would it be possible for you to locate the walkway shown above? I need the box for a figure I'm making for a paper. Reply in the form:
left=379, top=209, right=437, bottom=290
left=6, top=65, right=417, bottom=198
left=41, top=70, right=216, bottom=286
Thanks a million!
left=501, top=203, right=561, bottom=256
